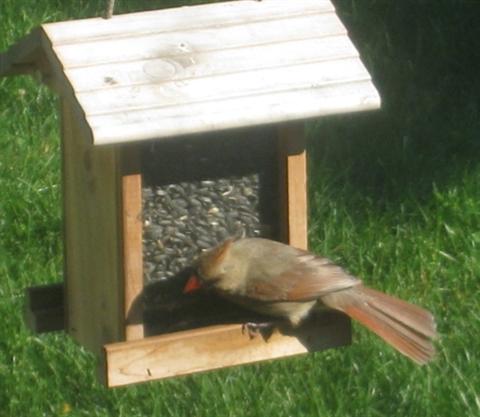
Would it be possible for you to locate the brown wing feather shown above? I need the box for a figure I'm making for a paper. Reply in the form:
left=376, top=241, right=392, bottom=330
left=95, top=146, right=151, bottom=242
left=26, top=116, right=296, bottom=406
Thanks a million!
left=245, top=252, right=361, bottom=302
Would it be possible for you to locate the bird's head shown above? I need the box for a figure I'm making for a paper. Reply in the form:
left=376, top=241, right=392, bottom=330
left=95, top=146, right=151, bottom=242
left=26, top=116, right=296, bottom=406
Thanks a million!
left=183, top=238, right=234, bottom=294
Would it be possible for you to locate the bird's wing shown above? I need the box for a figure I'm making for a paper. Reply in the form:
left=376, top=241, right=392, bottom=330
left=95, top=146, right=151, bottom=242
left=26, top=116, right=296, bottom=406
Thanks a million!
left=245, top=253, right=361, bottom=302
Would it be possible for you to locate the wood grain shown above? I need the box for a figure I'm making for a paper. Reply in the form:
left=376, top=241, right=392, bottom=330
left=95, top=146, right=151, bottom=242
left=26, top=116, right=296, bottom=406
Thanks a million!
left=88, top=80, right=379, bottom=144
left=2, top=0, right=381, bottom=145
left=43, top=0, right=336, bottom=45
left=77, top=58, right=370, bottom=116
left=120, top=149, right=144, bottom=341
left=278, top=123, right=308, bottom=250
left=104, top=311, right=351, bottom=387
left=50, top=13, right=345, bottom=68
left=61, top=99, right=124, bottom=355
left=37, top=0, right=380, bottom=145
left=65, top=36, right=358, bottom=92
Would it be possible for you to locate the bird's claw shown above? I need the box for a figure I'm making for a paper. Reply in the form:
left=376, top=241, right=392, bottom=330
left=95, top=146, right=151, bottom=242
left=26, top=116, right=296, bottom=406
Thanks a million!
left=242, top=322, right=274, bottom=339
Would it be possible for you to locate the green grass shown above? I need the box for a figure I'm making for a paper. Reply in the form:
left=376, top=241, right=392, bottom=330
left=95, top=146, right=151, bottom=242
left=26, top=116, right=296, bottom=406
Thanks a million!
left=1, top=0, right=479, bottom=416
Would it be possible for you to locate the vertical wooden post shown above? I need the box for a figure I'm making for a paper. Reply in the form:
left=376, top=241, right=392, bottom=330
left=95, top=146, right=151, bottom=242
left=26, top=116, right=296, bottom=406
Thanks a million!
left=278, top=122, right=308, bottom=250
left=120, top=148, right=144, bottom=341
left=61, top=100, right=124, bottom=356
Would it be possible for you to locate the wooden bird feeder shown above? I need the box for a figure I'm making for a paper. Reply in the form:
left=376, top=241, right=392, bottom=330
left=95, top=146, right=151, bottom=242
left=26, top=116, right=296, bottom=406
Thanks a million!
left=1, top=0, right=380, bottom=387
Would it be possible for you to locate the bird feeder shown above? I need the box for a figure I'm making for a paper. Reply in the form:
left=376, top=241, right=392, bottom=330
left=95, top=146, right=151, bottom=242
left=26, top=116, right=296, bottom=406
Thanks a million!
left=1, top=0, right=380, bottom=387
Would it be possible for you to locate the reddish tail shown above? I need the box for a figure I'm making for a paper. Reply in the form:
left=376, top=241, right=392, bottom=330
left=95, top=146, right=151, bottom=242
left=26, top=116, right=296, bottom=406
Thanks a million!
left=323, top=286, right=437, bottom=364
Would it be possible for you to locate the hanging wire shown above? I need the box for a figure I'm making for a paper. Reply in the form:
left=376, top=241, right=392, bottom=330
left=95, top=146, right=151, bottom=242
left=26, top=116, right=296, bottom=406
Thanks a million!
left=104, top=0, right=115, bottom=19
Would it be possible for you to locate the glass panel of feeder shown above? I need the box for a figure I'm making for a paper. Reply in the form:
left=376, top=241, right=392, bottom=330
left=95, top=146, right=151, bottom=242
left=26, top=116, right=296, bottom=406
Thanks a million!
left=140, top=127, right=280, bottom=335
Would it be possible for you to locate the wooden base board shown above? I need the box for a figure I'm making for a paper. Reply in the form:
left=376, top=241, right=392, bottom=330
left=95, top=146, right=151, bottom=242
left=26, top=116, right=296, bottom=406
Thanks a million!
left=24, top=283, right=351, bottom=387
left=104, top=311, right=351, bottom=388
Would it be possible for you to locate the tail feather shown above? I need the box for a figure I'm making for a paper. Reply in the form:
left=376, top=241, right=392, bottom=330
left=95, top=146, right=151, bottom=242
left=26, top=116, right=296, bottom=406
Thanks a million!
left=361, top=287, right=437, bottom=339
left=322, top=285, right=437, bottom=365
left=344, top=303, right=435, bottom=365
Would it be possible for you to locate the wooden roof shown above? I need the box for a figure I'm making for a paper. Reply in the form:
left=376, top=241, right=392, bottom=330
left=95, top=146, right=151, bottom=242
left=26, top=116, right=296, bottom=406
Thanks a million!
left=0, top=0, right=380, bottom=145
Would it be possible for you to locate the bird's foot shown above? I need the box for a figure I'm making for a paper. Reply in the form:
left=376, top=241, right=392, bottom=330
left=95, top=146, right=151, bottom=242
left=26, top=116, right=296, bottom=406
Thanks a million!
left=242, top=322, right=275, bottom=340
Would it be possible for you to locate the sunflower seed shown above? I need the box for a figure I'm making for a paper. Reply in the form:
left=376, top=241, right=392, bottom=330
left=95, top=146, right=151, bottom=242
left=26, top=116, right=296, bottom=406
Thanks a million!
left=142, top=171, right=270, bottom=284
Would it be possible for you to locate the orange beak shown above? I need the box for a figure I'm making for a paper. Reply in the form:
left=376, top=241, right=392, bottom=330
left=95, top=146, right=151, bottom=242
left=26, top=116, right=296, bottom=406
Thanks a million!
left=183, top=274, right=203, bottom=293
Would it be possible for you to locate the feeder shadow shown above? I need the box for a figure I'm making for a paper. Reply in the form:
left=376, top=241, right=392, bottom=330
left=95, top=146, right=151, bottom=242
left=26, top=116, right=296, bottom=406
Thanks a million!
left=142, top=127, right=278, bottom=186
left=127, top=274, right=351, bottom=353
left=127, top=267, right=277, bottom=336
left=243, top=310, right=351, bottom=351
left=278, top=310, right=352, bottom=351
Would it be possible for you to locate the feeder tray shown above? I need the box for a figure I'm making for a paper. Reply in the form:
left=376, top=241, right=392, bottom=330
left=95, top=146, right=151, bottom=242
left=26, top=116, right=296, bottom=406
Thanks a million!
left=1, top=0, right=380, bottom=387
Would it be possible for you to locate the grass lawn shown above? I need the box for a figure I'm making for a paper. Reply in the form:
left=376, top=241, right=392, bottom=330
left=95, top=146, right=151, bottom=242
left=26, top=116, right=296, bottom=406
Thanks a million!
left=1, top=0, right=479, bottom=416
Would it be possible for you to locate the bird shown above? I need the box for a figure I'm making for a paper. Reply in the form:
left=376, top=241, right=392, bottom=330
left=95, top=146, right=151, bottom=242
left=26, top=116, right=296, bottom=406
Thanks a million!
left=183, top=237, right=437, bottom=365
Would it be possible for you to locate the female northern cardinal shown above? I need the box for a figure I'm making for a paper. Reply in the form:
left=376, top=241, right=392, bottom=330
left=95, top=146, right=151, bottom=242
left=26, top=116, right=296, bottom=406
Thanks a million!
left=184, top=238, right=437, bottom=364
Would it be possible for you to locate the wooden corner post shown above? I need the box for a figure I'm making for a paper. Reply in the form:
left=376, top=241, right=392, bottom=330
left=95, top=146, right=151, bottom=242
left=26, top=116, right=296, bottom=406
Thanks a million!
left=119, top=147, right=144, bottom=342
left=278, top=122, right=308, bottom=250
left=61, top=99, right=124, bottom=356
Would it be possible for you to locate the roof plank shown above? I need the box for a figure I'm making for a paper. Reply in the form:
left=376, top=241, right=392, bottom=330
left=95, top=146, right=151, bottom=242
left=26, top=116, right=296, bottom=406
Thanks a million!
left=50, top=12, right=345, bottom=68
left=1, top=0, right=381, bottom=145
left=64, top=35, right=358, bottom=92
left=43, top=0, right=335, bottom=45
left=88, top=80, right=380, bottom=144
left=77, top=57, right=371, bottom=116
